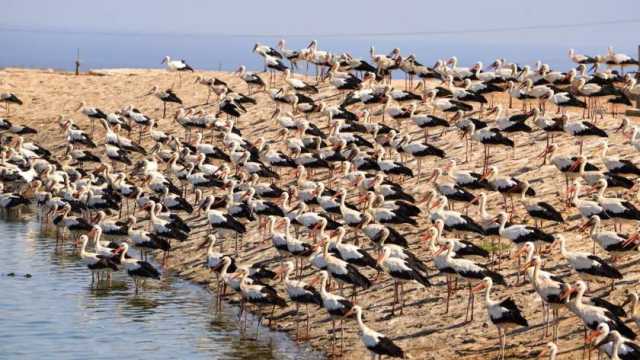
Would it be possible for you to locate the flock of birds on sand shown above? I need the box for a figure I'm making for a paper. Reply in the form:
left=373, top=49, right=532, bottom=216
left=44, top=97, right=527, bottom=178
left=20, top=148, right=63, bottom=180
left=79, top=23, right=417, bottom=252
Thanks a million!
left=2, top=41, right=640, bottom=359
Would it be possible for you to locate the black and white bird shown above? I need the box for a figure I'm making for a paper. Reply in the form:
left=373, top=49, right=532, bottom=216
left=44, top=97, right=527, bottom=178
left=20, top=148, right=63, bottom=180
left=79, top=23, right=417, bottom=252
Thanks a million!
left=0, top=191, right=30, bottom=212
left=522, top=256, right=570, bottom=342
left=61, top=120, right=96, bottom=147
left=284, top=69, right=318, bottom=94
left=128, top=219, right=171, bottom=263
left=0, top=92, right=23, bottom=114
left=566, top=280, right=636, bottom=340
left=583, top=215, right=638, bottom=260
left=558, top=235, right=623, bottom=284
left=78, top=235, right=119, bottom=286
left=563, top=118, right=608, bottom=154
left=592, top=179, right=640, bottom=228
left=495, top=212, right=555, bottom=248
left=235, top=65, right=266, bottom=94
left=426, top=168, right=476, bottom=207
left=597, top=140, right=640, bottom=176
left=162, top=56, right=194, bottom=72
left=344, top=305, right=405, bottom=359
left=238, top=268, right=287, bottom=318
left=377, top=246, right=431, bottom=315
left=146, top=86, right=183, bottom=118
left=320, top=241, right=371, bottom=292
left=117, top=243, right=161, bottom=294
left=75, top=101, right=107, bottom=134
left=463, top=122, right=513, bottom=172
left=444, top=159, right=491, bottom=190
left=483, top=166, right=534, bottom=214
left=329, top=227, right=379, bottom=271
left=360, top=214, right=409, bottom=248
left=145, top=202, right=188, bottom=241
left=399, top=140, right=445, bottom=177
left=0, top=118, right=37, bottom=135
left=430, top=220, right=489, bottom=258
left=473, top=277, right=528, bottom=360
left=435, top=239, right=506, bottom=321
left=65, top=144, right=100, bottom=164
left=412, top=112, right=449, bottom=141
left=568, top=49, right=598, bottom=65
left=588, top=323, right=640, bottom=360
left=277, top=260, right=321, bottom=340
left=312, top=270, right=355, bottom=355
left=428, top=194, right=485, bottom=236
left=204, top=202, right=247, bottom=234
left=519, top=180, right=564, bottom=226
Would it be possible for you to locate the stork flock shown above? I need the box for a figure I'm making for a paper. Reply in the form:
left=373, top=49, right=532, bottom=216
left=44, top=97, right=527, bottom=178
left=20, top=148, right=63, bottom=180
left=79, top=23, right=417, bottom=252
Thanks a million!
left=1, top=41, right=640, bottom=359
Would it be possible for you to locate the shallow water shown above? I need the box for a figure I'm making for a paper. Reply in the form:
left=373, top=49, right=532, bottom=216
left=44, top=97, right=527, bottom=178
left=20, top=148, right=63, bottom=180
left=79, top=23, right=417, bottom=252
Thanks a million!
left=0, top=217, right=321, bottom=360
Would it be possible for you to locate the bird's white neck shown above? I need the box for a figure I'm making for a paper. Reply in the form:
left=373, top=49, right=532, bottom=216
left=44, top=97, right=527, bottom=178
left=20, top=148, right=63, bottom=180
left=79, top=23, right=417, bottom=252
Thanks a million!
left=319, top=275, right=328, bottom=297
left=355, top=308, right=366, bottom=332
left=497, top=216, right=508, bottom=235
left=283, top=267, right=293, bottom=283
left=79, top=238, right=88, bottom=257
left=478, top=195, right=489, bottom=219
left=207, top=239, right=216, bottom=256
left=596, top=183, right=607, bottom=200
left=119, top=245, right=128, bottom=264
left=482, top=283, right=494, bottom=306
left=573, top=285, right=586, bottom=309
left=558, top=238, right=569, bottom=259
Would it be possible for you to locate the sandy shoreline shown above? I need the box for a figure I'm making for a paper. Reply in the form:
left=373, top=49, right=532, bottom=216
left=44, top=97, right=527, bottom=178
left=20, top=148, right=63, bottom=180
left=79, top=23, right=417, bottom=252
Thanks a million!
left=2, top=66, right=640, bottom=359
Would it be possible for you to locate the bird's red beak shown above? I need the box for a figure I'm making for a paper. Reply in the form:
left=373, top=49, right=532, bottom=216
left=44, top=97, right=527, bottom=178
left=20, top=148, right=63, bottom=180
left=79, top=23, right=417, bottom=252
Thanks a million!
left=434, top=244, right=447, bottom=257
left=568, top=159, right=581, bottom=172
left=585, top=329, right=602, bottom=344
left=559, top=287, right=575, bottom=301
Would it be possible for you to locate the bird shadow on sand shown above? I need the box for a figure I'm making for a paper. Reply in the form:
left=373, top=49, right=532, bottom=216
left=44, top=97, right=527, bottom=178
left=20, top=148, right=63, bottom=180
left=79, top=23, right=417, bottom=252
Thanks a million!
left=393, top=319, right=469, bottom=342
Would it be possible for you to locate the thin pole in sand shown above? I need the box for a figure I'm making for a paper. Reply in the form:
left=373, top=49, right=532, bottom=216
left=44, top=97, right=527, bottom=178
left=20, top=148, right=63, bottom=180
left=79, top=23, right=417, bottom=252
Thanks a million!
left=75, top=48, right=81, bottom=76
left=636, top=45, right=640, bottom=109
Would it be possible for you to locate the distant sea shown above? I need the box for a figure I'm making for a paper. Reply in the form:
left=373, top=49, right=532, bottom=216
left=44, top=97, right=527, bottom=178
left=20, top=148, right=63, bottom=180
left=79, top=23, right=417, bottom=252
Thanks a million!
left=0, top=29, right=637, bottom=73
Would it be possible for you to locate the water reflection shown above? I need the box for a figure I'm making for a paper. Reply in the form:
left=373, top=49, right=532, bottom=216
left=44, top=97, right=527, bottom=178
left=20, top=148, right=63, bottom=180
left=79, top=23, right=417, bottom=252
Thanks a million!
left=0, top=219, right=321, bottom=359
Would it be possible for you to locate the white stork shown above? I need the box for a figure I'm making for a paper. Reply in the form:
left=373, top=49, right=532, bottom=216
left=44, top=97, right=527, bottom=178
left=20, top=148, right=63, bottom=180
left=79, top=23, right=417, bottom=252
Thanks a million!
left=563, top=118, right=608, bottom=154
left=377, top=246, right=431, bottom=315
left=582, top=215, right=638, bottom=259
left=78, top=235, right=119, bottom=287
left=435, top=239, right=506, bottom=321
left=565, top=280, right=636, bottom=342
left=310, top=270, right=355, bottom=357
left=596, top=140, right=640, bottom=176
left=276, top=260, right=321, bottom=340
left=557, top=235, right=623, bottom=286
left=522, top=256, right=570, bottom=341
left=116, top=243, right=161, bottom=294
left=428, top=194, right=485, bottom=236
left=344, top=305, right=406, bottom=359
left=593, top=179, right=640, bottom=231
left=473, top=277, right=528, bottom=360
left=587, top=322, right=640, bottom=360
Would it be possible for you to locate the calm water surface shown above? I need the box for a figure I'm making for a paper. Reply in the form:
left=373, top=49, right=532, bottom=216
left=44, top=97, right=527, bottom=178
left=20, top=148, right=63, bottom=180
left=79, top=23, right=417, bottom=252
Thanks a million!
left=0, top=217, right=321, bottom=359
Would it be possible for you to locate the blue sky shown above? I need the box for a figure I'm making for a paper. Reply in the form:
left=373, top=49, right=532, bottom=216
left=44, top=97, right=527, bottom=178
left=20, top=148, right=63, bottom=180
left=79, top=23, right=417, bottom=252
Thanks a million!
left=1, top=0, right=639, bottom=70
left=2, top=0, right=638, bottom=43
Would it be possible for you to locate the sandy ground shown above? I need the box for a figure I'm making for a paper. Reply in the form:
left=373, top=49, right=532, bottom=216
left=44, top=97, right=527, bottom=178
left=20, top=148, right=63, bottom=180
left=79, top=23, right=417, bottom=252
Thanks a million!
left=2, top=66, right=640, bottom=360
